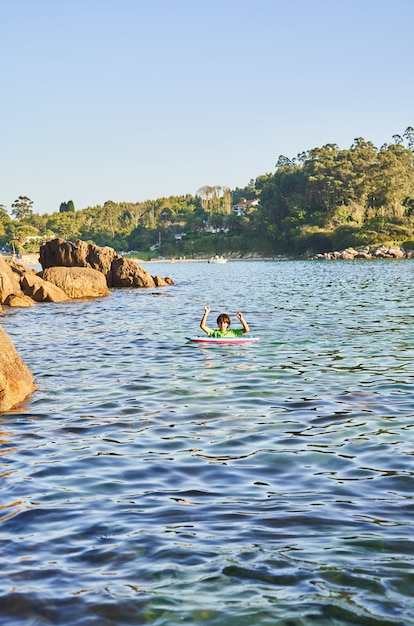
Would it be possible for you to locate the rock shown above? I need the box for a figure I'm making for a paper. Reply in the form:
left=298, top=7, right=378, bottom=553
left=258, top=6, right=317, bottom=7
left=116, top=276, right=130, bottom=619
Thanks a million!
left=371, top=245, right=388, bottom=258
left=4, top=294, right=36, bottom=307
left=21, top=273, right=70, bottom=303
left=39, top=238, right=87, bottom=268
left=354, top=251, right=371, bottom=259
left=84, top=243, right=117, bottom=285
left=110, top=256, right=156, bottom=288
left=341, top=248, right=358, bottom=259
left=0, top=324, right=37, bottom=411
left=0, top=256, right=24, bottom=304
left=153, top=275, right=169, bottom=287
left=41, top=267, right=111, bottom=299
left=387, top=246, right=405, bottom=258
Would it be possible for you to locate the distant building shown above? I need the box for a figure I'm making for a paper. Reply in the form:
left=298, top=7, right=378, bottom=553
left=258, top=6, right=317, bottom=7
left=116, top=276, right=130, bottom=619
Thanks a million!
left=232, top=199, right=260, bottom=216
left=21, top=235, right=43, bottom=245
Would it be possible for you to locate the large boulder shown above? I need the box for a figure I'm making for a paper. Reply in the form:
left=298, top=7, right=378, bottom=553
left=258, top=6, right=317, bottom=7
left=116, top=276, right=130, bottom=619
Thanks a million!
left=0, top=256, right=23, bottom=304
left=39, top=239, right=117, bottom=284
left=83, top=243, right=117, bottom=285
left=111, top=256, right=156, bottom=288
left=0, top=325, right=37, bottom=411
left=39, top=238, right=88, bottom=268
left=40, top=266, right=111, bottom=299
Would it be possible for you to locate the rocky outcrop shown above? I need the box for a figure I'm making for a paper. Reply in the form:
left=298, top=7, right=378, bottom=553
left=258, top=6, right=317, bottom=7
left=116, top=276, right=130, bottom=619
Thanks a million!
left=311, top=245, right=414, bottom=260
left=39, top=238, right=174, bottom=288
left=40, top=267, right=111, bottom=299
left=0, top=238, right=174, bottom=309
left=0, top=324, right=37, bottom=411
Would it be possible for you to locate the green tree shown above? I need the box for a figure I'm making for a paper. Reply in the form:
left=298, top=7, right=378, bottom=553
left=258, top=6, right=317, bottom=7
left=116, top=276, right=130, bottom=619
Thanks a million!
left=11, top=196, right=34, bottom=221
left=0, top=204, right=12, bottom=245
left=196, top=185, right=232, bottom=217
left=403, top=126, right=414, bottom=151
left=375, top=142, right=414, bottom=218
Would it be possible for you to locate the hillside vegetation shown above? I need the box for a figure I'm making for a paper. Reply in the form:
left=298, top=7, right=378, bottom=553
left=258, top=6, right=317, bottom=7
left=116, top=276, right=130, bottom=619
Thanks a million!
left=1, top=128, right=414, bottom=258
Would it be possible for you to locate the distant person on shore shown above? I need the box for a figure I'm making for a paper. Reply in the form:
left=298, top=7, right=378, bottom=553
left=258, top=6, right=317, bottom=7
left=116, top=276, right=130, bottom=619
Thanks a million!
left=200, top=305, right=250, bottom=337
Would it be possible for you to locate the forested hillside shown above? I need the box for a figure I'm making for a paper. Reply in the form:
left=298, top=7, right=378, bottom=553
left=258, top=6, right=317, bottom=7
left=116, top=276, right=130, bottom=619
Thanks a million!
left=2, top=128, right=414, bottom=258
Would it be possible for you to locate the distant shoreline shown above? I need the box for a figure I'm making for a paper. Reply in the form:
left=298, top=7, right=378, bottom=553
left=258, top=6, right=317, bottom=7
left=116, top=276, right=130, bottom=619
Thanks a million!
left=3, top=253, right=284, bottom=269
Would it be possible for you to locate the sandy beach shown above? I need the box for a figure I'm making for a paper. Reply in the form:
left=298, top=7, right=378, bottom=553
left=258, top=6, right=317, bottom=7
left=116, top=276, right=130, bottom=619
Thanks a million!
left=17, top=254, right=41, bottom=267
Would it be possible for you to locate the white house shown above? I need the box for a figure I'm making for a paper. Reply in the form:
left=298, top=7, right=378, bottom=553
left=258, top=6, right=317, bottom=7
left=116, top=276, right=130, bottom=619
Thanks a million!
left=232, top=199, right=260, bottom=216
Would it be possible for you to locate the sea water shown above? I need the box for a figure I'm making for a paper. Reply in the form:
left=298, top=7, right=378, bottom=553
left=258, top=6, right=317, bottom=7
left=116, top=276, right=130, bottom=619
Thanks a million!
left=1, top=259, right=414, bottom=626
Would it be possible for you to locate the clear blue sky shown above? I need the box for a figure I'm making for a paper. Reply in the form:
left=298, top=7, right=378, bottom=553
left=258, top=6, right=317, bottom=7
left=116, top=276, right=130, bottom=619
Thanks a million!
left=1, top=0, right=413, bottom=215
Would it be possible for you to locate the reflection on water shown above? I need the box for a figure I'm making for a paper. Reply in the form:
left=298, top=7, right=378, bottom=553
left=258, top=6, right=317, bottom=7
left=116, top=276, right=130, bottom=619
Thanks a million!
left=1, top=260, right=414, bottom=625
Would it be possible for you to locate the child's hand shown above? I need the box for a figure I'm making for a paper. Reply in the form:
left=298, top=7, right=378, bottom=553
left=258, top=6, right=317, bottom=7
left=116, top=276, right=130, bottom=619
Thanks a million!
left=236, top=311, right=243, bottom=320
left=204, top=305, right=210, bottom=314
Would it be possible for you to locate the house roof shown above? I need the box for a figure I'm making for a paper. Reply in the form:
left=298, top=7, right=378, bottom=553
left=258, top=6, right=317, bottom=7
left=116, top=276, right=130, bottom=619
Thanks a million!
left=233, top=199, right=259, bottom=208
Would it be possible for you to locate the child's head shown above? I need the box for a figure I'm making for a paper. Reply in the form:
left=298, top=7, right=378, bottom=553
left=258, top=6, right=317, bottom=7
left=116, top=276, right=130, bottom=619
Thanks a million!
left=217, top=313, right=231, bottom=329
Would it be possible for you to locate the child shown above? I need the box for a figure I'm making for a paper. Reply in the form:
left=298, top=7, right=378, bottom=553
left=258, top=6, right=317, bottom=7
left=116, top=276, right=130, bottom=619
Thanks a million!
left=200, top=305, right=250, bottom=337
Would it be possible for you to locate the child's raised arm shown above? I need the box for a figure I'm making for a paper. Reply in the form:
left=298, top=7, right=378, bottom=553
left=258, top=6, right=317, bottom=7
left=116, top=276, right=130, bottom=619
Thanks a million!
left=236, top=311, right=250, bottom=334
left=200, top=305, right=211, bottom=334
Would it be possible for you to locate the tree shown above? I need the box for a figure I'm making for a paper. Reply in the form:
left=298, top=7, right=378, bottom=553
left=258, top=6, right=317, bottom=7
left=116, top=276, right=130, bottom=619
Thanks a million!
left=196, top=185, right=231, bottom=216
left=0, top=204, right=12, bottom=244
left=0, top=204, right=9, bottom=223
left=403, top=126, right=414, bottom=151
left=11, top=196, right=34, bottom=221
left=102, top=200, right=117, bottom=238
left=59, top=200, right=75, bottom=213
left=375, top=143, right=414, bottom=218
left=128, top=204, right=147, bottom=228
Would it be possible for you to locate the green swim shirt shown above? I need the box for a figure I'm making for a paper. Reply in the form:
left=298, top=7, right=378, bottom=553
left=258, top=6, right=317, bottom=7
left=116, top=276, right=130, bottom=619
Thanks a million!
left=207, top=328, right=244, bottom=338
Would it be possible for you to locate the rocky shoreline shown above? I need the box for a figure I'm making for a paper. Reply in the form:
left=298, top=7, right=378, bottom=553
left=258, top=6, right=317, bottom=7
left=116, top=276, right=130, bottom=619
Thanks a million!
left=310, top=244, right=413, bottom=260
